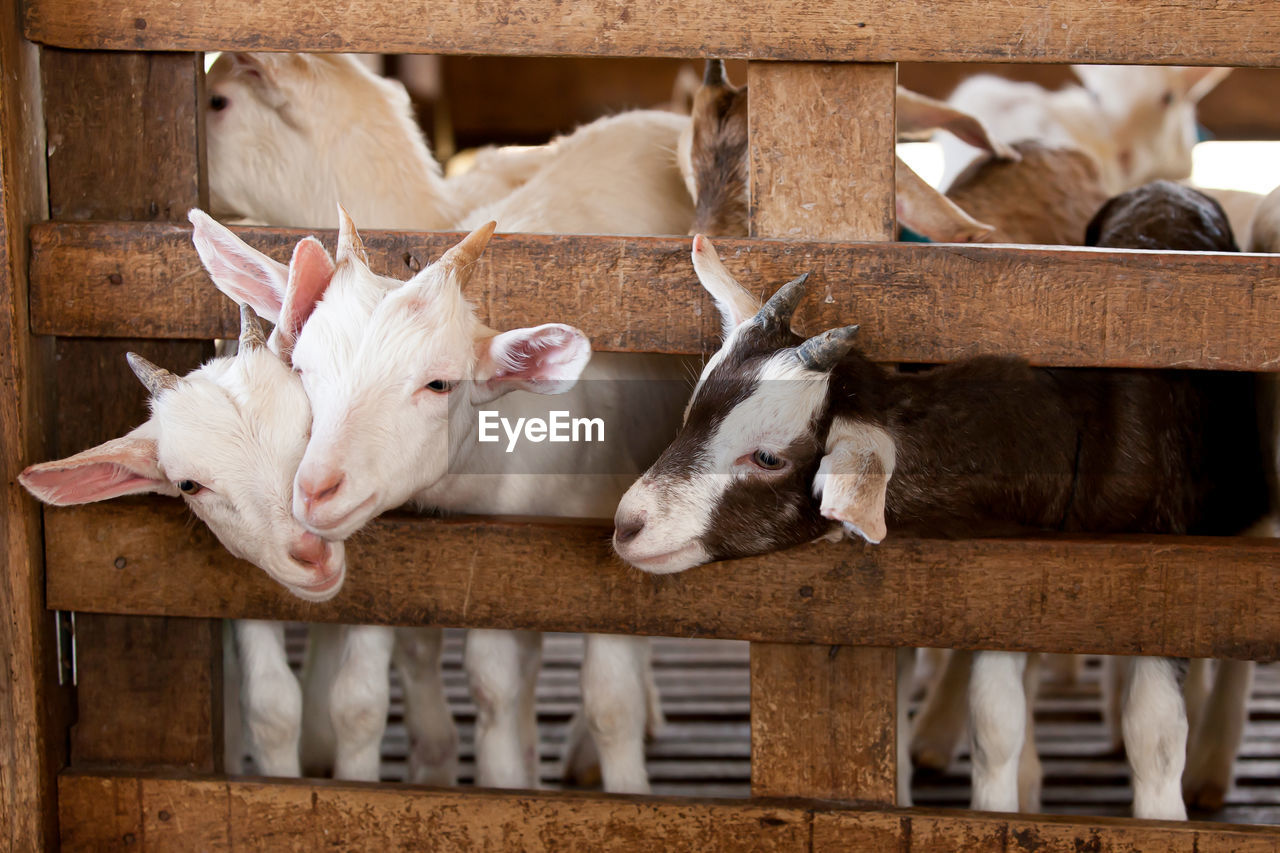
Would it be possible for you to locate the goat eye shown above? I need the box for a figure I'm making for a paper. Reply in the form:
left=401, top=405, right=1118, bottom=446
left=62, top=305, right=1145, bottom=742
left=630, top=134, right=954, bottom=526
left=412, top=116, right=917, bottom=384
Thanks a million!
left=751, top=449, right=786, bottom=471
left=177, top=479, right=204, bottom=495
left=424, top=379, right=454, bottom=394
left=209, top=94, right=229, bottom=112
left=1160, top=90, right=1174, bottom=107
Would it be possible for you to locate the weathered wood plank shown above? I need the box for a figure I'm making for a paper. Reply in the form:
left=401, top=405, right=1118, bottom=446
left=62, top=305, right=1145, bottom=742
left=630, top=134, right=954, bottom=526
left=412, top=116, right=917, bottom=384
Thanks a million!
left=71, top=616, right=223, bottom=773
left=28, top=222, right=1280, bottom=372
left=747, top=62, right=899, bottom=805
left=58, top=772, right=1280, bottom=852
left=22, top=0, right=1280, bottom=66
left=40, top=50, right=222, bottom=779
left=0, top=3, right=65, bottom=849
left=42, top=501, right=1280, bottom=660
left=812, top=810, right=1280, bottom=852
left=751, top=642, right=898, bottom=801
left=747, top=62, right=895, bottom=242
left=59, top=773, right=812, bottom=851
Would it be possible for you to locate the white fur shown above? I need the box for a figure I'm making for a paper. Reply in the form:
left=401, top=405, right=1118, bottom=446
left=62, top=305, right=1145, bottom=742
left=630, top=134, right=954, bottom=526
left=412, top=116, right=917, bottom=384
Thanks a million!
left=1123, top=656, right=1189, bottom=820
left=969, top=650, right=1028, bottom=812
left=939, top=66, right=1230, bottom=194
left=1249, top=184, right=1280, bottom=252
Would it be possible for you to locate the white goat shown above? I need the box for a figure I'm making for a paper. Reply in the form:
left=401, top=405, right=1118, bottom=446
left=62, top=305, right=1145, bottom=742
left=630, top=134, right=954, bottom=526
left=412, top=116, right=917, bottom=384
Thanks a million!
left=938, top=66, right=1231, bottom=194
left=17, top=299, right=398, bottom=780
left=204, top=51, right=695, bottom=793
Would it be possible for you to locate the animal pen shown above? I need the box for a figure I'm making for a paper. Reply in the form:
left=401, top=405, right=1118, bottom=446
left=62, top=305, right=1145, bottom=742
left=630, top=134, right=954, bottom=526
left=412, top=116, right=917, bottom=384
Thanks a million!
left=4, top=0, right=1280, bottom=849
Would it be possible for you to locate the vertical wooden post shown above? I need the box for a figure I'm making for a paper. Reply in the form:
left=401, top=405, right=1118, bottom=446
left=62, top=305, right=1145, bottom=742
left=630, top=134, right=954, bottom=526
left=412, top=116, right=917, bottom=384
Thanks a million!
left=0, top=5, right=72, bottom=848
left=41, top=49, right=223, bottom=774
left=746, top=61, right=899, bottom=803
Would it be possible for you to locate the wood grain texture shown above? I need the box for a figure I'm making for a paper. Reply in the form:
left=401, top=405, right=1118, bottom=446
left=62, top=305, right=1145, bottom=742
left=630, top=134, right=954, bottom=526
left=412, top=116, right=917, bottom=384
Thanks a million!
left=29, top=222, right=1280, bottom=371
left=748, top=62, right=895, bottom=241
left=0, top=3, right=65, bottom=849
left=71, top=616, right=223, bottom=773
left=40, top=50, right=213, bottom=457
left=21, top=0, right=1280, bottom=65
left=44, top=501, right=1280, bottom=660
left=751, top=643, right=897, bottom=801
left=58, top=773, right=811, bottom=852
left=40, top=50, right=222, bottom=779
left=58, top=772, right=1280, bottom=851
left=747, top=62, right=899, bottom=805
left=811, top=810, right=1280, bottom=852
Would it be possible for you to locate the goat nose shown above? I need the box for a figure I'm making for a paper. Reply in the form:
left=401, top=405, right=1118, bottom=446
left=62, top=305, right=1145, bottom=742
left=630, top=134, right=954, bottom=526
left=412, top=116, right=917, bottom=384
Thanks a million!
left=614, top=512, right=647, bottom=545
left=300, top=471, right=344, bottom=509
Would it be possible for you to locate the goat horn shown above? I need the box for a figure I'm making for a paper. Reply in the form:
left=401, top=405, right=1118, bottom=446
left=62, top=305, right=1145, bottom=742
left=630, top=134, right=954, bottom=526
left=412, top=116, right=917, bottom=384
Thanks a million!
left=753, top=272, right=810, bottom=332
left=238, top=302, right=267, bottom=352
left=439, top=220, right=497, bottom=290
left=126, top=352, right=179, bottom=395
left=795, top=325, right=860, bottom=372
left=703, top=59, right=727, bottom=87
left=335, top=203, right=369, bottom=267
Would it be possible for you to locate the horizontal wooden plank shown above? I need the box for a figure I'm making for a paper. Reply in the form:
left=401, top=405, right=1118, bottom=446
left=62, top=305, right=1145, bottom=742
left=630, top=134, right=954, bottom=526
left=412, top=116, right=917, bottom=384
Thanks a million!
left=58, top=772, right=1280, bottom=852
left=22, top=0, right=1280, bottom=66
left=28, top=221, right=1280, bottom=371
left=43, top=501, right=1280, bottom=659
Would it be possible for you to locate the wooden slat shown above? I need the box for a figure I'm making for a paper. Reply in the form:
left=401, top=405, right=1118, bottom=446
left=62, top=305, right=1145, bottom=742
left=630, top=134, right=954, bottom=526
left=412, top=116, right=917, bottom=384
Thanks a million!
left=42, top=501, right=1280, bottom=659
left=22, top=0, right=1280, bottom=66
left=58, top=773, right=811, bottom=852
left=0, top=3, right=66, bottom=849
left=71, top=616, right=223, bottom=773
left=40, top=49, right=223, bottom=778
left=811, top=810, right=1280, bottom=852
left=751, top=642, right=898, bottom=801
left=57, top=772, right=1280, bottom=852
left=746, top=61, right=899, bottom=805
left=28, top=222, right=1280, bottom=372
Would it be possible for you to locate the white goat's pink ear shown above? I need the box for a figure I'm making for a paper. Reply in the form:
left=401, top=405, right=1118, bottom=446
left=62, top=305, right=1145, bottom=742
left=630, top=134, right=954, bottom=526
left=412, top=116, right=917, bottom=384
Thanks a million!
left=475, top=323, right=591, bottom=394
left=691, top=234, right=760, bottom=335
left=812, top=419, right=896, bottom=545
left=189, top=208, right=289, bottom=322
left=276, top=237, right=336, bottom=351
left=18, top=431, right=178, bottom=506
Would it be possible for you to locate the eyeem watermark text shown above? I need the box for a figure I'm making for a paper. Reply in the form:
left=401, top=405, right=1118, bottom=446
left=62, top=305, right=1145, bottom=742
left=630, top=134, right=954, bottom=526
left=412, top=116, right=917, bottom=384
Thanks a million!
left=478, top=410, right=605, bottom=453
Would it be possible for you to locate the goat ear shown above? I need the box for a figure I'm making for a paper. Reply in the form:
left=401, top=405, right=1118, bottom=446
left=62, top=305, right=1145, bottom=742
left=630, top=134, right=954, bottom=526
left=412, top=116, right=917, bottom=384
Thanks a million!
left=896, top=159, right=996, bottom=242
left=1180, top=66, right=1232, bottom=102
left=275, top=237, right=336, bottom=354
left=691, top=234, right=759, bottom=334
left=474, top=323, right=592, bottom=396
left=19, top=428, right=178, bottom=506
left=896, top=87, right=1018, bottom=161
left=812, top=419, right=895, bottom=545
left=189, top=208, right=290, bottom=322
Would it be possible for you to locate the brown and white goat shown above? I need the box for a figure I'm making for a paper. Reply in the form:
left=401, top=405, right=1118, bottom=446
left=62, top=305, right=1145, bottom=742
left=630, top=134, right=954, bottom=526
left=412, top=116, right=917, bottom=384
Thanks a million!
left=613, top=236, right=1268, bottom=819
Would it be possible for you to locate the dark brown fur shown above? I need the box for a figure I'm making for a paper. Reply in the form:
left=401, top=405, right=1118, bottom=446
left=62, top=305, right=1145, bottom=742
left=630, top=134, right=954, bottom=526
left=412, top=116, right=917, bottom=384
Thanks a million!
left=1085, top=180, right=1240, bottom=251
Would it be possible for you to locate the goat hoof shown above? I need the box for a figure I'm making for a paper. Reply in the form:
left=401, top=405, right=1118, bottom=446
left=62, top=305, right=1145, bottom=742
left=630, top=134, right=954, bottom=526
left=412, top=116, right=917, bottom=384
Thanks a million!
left=911, top=744, right=954, bottom=773
left=1185, top=781, right=1227, bottom=813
